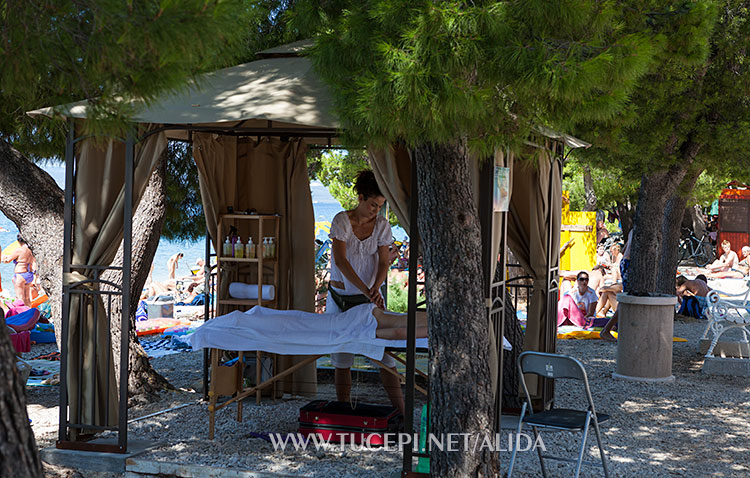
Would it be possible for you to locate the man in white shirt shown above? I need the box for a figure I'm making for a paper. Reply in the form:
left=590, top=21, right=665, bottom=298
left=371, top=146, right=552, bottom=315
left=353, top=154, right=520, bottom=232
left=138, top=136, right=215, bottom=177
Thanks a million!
left=557, top=271, right=598, bottom=327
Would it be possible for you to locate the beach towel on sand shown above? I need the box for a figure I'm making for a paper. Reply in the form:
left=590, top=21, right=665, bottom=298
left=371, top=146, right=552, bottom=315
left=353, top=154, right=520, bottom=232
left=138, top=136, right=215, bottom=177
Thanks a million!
left=5, top=308, right=41, bottom=332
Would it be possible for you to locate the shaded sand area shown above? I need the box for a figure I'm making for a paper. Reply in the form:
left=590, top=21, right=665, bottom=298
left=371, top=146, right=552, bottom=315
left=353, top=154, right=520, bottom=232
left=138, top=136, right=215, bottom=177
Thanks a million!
left=27, top=315, right=750, bottom=477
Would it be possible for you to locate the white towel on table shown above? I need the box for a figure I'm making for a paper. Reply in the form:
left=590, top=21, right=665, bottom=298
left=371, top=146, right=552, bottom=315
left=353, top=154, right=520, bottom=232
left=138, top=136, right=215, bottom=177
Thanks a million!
left=188, top=304, right=510, bottom=360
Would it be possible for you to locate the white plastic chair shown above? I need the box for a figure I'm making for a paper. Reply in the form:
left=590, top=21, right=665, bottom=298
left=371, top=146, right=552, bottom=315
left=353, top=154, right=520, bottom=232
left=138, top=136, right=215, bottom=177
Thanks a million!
left=507, top=351, right=610, bottom=478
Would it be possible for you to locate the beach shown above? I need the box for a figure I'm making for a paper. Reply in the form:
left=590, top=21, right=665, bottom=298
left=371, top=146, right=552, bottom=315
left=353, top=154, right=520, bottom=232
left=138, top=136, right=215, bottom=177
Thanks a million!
left=27, top=314, right=750, bottom=477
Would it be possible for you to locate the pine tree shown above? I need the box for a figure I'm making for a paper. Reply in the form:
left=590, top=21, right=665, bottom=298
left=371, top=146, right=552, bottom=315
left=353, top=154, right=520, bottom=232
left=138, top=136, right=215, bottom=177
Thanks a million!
left=292, top=1, right=676, bottom=474
left=0, top=1, right=253, bottom=471
left=570, top=1, right=750, bottom=295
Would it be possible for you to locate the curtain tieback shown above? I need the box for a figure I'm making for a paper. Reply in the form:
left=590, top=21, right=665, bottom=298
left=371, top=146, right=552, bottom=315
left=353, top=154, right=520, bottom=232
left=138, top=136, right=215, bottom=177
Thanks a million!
left=63, top=271, right=97, bottom=290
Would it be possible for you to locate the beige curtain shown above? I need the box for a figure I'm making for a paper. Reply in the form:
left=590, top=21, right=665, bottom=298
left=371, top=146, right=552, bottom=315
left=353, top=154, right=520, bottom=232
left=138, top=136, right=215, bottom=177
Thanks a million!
left=367, top=144, right=412, bottom=231
left=369, top=141, right=562, bottom=403
left=65, top=126, right=167, bottom=434
left=507, top=142, right=562, bottom=400
left=193, top=134, right=316, bottom=396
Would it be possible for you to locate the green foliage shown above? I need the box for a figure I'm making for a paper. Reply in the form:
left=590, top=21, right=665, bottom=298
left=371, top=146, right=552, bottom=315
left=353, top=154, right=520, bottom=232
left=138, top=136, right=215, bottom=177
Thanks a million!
left=163, top=142, right=206, bottom=242
left=569, top=1, right=750, bottom=179
left=386, top=274, right=424, bottom=313
left=292, top=1, right=656, bottom=155
left=563, top=156, right=639, bottom=212
left=386, top=277, right=410, bottom=314
left=1, top=1, right=255, bottom=154
left=308, top=150, right=369, bottom=210
left=308, top=148, right=402, bottom=226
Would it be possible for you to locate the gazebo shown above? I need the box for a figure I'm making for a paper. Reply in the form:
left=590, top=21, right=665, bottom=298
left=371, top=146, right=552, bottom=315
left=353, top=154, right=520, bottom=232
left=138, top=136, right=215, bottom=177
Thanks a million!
left=29, top=39, right=585, bottom=474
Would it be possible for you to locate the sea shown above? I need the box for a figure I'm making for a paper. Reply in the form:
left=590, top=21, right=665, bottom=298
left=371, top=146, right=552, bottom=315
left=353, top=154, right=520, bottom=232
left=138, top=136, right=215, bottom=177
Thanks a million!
left=0, top=164, right=406, bottom=291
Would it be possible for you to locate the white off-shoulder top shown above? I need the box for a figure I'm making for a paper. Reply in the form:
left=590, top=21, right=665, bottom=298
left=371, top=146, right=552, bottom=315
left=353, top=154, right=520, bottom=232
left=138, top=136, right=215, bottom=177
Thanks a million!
left=328, top=211, right=392, bottom=295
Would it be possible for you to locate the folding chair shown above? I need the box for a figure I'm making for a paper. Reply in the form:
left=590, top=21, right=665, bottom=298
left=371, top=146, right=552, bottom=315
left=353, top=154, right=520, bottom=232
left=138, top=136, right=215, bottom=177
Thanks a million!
left=507, top=351, right=610, bottom=478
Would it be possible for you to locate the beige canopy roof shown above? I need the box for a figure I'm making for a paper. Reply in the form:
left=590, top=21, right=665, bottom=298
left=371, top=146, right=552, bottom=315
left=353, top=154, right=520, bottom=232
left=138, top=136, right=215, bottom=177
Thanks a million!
left=28, top=53, right=339, bottom=140
left=27, top=39, right=588, bottom=149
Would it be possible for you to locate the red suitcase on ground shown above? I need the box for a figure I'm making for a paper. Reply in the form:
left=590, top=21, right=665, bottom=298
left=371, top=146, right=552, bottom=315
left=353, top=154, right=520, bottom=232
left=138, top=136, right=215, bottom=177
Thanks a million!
left=299, top=400, right=402, bottom=446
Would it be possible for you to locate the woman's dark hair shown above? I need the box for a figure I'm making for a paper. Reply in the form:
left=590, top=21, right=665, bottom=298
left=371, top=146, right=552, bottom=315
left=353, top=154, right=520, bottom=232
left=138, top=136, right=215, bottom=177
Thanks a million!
left=353, top=170, right=383, bottom=199
left=576, top=271, right=589, bottom=281
left=17, top=234, right=25, bottom=245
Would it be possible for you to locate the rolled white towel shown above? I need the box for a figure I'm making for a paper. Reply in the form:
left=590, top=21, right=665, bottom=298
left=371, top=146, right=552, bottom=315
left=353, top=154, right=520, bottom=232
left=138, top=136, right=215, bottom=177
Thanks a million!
left=228, top=282, right=276, bottom=301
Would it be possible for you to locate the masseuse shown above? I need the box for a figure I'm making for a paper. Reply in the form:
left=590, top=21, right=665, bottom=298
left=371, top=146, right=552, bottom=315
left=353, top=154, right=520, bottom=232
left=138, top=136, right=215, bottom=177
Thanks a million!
left=328, top=170, right=405, bottom=414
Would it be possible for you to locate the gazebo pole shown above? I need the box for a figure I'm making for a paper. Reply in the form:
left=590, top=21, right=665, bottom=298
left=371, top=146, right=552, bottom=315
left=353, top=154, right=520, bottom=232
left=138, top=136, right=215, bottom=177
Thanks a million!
left=119, top=130, right=135, bottom=451
left=59, top=118, right=75, bottom=443
left=402, top=155, right=421, bottom=476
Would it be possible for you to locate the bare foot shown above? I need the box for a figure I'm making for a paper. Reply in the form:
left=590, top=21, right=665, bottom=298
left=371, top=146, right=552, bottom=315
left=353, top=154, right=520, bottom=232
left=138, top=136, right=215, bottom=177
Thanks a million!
left=599, top=330, right=617, bottom=342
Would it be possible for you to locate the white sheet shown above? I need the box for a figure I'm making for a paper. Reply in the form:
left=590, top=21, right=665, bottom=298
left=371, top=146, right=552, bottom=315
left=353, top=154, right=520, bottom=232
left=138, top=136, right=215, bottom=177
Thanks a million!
left=188, top=304, right=511, bottom=361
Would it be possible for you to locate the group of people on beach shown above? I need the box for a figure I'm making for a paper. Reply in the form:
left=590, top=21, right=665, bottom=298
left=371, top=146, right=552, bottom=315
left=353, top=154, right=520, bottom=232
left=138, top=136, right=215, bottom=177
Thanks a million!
left=140, top=253, right=208, bottom=305
left=557, top=230, right=632, bottom=342
left=557, top=226, right=750, bottom=342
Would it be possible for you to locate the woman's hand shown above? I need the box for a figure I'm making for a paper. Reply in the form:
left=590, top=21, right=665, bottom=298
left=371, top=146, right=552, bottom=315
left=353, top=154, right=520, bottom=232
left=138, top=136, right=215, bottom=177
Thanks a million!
left=368, top=286, right=385, bottom=309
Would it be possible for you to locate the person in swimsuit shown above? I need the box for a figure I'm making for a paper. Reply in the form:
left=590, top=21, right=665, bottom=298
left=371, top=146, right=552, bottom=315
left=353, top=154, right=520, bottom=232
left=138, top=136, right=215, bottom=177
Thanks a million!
left=2, top=235, right=35, bottom=307
left=167, top=252, right=184, bottom=280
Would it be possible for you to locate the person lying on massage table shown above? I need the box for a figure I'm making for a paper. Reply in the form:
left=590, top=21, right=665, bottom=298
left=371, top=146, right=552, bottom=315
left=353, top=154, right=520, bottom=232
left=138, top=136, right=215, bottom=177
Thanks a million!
left=189, top=303, right=428, bottom=354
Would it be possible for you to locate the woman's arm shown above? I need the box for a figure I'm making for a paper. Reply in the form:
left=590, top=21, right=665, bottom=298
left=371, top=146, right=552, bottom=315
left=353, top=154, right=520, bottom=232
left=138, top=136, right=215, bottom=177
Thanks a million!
left=729, top=251, right=739, bottom=268
left=586, top=300, right=597, bottom=318
left=2, top=248, right=20, bottom=264
left=331, top=239, right=370, bottom=295
left=368, top=245, right=391, bottom=308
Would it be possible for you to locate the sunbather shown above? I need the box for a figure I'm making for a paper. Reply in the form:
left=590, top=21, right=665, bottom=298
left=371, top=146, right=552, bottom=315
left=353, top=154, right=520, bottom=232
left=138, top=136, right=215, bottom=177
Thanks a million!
left=600, top=229, right=633, bottom=342
left=557, top=271, right=598, bottom=327
left=706, top=240, right=738, bottom=273
left=676, top=275, right=711, bottom=319
left=708, top=245, right=750, bottom=279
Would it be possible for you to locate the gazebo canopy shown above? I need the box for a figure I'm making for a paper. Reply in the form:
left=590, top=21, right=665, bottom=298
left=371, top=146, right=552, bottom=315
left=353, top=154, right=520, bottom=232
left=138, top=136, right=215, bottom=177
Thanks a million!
left=28, top=40, right=338, bottom=141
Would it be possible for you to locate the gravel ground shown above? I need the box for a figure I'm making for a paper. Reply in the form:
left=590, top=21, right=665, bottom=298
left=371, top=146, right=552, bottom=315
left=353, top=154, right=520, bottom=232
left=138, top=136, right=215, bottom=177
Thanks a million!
left=26, top=316, right=750, bottom=477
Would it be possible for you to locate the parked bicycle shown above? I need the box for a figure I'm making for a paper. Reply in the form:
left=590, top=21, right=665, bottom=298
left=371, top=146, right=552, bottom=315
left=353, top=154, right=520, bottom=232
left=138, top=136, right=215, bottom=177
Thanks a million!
left=679, top=228, right=714, bottom=266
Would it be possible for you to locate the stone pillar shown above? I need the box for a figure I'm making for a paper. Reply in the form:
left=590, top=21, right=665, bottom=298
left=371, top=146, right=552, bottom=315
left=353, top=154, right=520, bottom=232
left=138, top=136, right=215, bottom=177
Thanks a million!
left=612, top=293, right=677, bottom=382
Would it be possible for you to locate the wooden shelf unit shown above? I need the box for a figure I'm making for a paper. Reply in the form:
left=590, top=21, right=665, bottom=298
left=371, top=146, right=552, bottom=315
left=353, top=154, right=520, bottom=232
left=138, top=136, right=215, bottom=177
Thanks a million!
left=211, top=214, right=281, bottom=417
left=216, top=214, right=280, bottom=313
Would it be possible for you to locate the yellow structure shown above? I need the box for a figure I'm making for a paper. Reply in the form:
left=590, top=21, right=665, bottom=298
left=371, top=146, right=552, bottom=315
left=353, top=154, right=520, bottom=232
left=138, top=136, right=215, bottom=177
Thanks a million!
left=560, top=192, right=597, bottom=271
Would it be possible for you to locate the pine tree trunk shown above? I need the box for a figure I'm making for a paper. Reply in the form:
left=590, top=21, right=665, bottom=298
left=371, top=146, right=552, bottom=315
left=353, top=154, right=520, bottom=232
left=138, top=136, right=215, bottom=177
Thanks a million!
left=0, top=316, right=43, bottom=477
left=582, top=164, right=597, bottom=211
left=0, top=140, right=64, bottom=349
left=656, top=167, right=704, bottom=294
left=628, top=163, right=690, bottom=295
left=0, top=139, right=172, bottom=404
left=101, top=155, right=173, bottom=404
left=414, top=141, right=498, bottom=477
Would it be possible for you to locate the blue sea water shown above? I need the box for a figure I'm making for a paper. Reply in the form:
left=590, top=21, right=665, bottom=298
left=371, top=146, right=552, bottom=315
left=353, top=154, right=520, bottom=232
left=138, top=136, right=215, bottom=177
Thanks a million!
left=0, top=165, right=406, bottom=291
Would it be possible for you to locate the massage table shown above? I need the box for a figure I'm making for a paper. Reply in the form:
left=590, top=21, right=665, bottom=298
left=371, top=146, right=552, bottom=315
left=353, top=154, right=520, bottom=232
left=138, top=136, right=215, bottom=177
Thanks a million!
left=189, top=306, right=511, bottom=439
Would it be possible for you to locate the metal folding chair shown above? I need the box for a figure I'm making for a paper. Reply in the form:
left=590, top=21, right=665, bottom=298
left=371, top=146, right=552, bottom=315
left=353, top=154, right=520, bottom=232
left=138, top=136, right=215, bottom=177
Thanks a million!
left=507, top=351, right=610, bottom=478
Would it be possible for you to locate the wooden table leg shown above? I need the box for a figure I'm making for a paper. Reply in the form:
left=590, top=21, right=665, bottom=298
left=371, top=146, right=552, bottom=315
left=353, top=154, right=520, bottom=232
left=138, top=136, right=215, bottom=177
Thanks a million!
left=208, top=348, right=219, bottom=439
left=256, top=350, right=262, bottom=404
left=237, top=351, right=244, bottom=421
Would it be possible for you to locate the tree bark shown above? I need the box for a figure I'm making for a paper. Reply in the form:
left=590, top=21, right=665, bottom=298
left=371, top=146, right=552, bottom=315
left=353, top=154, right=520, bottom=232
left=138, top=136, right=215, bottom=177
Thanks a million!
left=656, top=166, right=704, bottom=294
left=0, top=315, right=43, bottom=477
left=582, top=163, right=597, bottom=211
left=414, top=141, right=498, bottom=477
left=0, top=140, right=64, bottom=349
left=0, top=139, right=171, bottom=404
left=101, top=155, right=173, bottom=404
left=628, top=162, right=690, bottom=295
